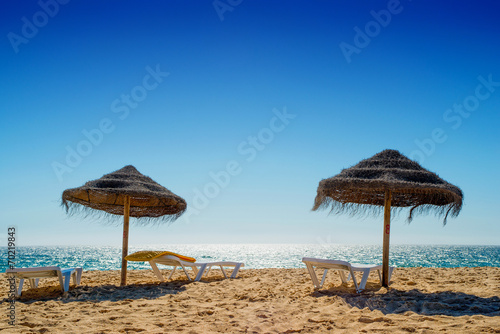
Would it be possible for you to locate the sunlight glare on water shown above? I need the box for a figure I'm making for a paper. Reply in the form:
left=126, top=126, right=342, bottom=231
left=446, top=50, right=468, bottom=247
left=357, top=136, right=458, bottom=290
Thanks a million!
left=2, top=244, right=499, bottom=272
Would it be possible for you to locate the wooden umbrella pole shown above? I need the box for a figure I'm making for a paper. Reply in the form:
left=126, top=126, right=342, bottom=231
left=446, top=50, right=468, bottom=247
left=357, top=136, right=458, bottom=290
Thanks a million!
left=382, top=189, right=392, bottom=287
left=120, top=195, right=130, bottom=286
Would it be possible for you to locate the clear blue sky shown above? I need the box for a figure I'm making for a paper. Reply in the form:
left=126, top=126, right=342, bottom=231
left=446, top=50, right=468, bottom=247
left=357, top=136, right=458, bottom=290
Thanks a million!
left=1, top=1, right=499, bottom=246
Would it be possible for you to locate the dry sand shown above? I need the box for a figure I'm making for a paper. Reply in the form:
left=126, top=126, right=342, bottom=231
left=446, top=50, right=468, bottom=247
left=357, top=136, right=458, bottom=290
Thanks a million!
left=1, top=267, right=499, bottom=333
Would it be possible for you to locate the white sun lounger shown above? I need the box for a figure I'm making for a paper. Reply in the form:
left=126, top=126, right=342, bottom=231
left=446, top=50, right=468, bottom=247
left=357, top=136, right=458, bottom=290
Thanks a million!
left=302, top=257, right=394, bottom=293
left=6, top=266, right=83, bottom=296
left=148, top=255, right=244, bottom=282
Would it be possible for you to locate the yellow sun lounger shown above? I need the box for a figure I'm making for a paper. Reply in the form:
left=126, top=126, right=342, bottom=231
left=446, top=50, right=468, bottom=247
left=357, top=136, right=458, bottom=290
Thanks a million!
left=126, top=251, right=244, bottom=282
left=6, top=266, right=83, bottom=296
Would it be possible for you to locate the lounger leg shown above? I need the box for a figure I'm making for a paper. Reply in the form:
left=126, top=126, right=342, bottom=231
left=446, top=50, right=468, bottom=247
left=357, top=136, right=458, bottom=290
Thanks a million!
left=230, top=263, right=242, bottom=279
left=57, top=272, right=65, bottom=292
left=219, top=266, right=228, bottom=279
left=149, top=262, right=165, bottom=282
left=320, top=269, right=328, bottom=287
left=349, top=270, right=361, bottom=292
left=167, top=267, right=177, bottom=280
left=205, top=266, right=213, bottom=278
left=358, top=269, right=370, bottom=292
left=62, top=271, right=72, bottom=292
left=194, top=264, right=208, bottom=281
left=17, top=279, right=24, bottom=296
left=181, top=264, right=193, bottom=281
left=305, top=263, right=321, bottom=289
left=74, top=268, right=83, bottom=285
left=338, top=270, right=348, bottom=284
left=28, top=278, right=38, bottom=288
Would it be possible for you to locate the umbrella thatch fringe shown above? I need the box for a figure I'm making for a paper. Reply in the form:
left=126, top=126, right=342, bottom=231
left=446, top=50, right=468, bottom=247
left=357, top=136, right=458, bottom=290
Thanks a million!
left=61, top=200, right=185, bottom=226
left=61, top=165, right=187, bottom=225
left=312, top=150, right=463, bottom=225
left=313, top=191, right=462, bottom=225
left=61, top=165, right=186, bottom=287
left=313, top=197, right=460, bottom=225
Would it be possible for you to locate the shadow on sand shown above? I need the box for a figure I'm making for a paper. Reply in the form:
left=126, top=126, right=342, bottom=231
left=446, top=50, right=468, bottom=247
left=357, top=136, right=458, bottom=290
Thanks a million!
left=7, top=279, right=204, bottom=304
left=312, top=285, right=500, bottom=317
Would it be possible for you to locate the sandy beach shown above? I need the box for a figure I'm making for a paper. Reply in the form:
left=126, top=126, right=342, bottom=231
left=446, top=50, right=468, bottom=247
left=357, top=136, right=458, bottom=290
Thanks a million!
left=1, top=267, right=499, bottom=333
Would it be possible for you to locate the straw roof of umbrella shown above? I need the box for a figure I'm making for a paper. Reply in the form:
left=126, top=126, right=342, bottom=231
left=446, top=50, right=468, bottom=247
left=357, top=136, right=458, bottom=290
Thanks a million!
left=62, top=165, right=186, bottom=224
left=312, top=149, right=463, bottom=224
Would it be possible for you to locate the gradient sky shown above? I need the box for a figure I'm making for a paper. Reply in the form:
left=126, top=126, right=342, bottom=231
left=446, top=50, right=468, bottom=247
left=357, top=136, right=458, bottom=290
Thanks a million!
left=1, top=0, right=499, bottom=247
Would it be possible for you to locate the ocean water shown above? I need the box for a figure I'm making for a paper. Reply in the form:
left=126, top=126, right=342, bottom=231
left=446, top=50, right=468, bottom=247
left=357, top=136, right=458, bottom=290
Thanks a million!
left=2, top=244, right=499, bottom=272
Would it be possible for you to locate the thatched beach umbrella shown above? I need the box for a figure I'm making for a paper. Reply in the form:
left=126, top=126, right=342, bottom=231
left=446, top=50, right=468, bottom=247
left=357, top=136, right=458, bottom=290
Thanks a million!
left=62, top=165, right=186, bottom=285
left=312, top=149, right=462, bottom=287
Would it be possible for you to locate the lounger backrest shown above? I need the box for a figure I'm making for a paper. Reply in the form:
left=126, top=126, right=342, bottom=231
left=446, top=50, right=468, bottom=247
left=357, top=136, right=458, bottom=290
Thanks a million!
left=6, top=267, right=61, bottom=279
left=150, top=255, right=184, bottom=266
left=302, top=258, right=352, bottom=271
left=322, top=260, right=351, bottom=271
